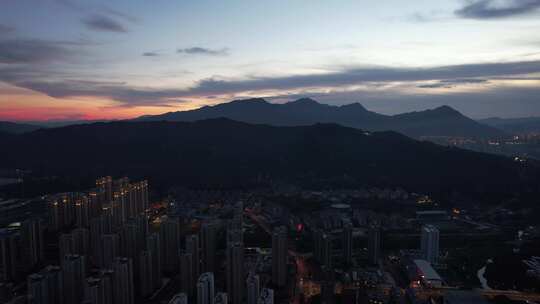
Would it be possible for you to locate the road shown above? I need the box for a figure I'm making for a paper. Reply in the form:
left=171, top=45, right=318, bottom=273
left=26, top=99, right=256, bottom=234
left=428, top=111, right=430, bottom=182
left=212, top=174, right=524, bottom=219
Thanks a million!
left=245, top=208, right=317, bottom=304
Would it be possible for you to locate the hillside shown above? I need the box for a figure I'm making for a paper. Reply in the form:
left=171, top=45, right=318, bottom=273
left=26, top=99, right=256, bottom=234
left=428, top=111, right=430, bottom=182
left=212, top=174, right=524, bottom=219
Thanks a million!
left=0, top=119, right=531, bottom=194
left=480, top=117, right=540, bottom=134
left=0, top=121, right=42, bottom=134
left=136, top=98, right=505, bottom=139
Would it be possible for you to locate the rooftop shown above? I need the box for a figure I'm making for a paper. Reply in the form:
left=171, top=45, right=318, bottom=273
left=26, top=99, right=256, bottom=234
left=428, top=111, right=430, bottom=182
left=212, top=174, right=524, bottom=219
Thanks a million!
left=414, top=259, right=442, bottom=282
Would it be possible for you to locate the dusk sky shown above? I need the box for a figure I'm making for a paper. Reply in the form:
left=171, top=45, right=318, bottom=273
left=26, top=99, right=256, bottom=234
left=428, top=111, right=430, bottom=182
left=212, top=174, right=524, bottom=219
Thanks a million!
left=1, top=0, right=540, bottom=121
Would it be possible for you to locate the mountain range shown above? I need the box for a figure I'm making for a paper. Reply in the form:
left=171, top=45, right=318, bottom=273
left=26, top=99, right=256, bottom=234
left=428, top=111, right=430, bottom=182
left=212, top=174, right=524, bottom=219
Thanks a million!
left=480, top=117, right=540, bottom=134
left=136, top=98, right=506, bottom=139
left=0, top=120, right=113, bottom=134
left=1, top=98, right=507, bottom=139
left=0, top=119, right=534, bottom=196
left=0, top=121, right=41, bottom=134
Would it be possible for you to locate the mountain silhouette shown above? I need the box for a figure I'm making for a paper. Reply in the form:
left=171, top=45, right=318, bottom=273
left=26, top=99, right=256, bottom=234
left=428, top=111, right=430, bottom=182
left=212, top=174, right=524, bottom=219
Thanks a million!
left=135, top=98, right=504, bottom=138
left=0, top=119, right=531, bottom=195
left=0, top=121, right=42, bottom=134
left=480, top=117, right=540, bottom=134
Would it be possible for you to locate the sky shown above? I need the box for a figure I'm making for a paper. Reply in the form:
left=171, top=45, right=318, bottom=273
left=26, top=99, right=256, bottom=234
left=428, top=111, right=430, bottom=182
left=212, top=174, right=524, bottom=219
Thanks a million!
left=1, top=0, right=540, bottom=121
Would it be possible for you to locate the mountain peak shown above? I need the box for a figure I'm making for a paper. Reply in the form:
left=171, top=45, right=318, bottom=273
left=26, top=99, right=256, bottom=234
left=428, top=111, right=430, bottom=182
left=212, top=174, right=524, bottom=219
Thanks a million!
left=134, top=97, right=502, bottom=138
left=230, top=98, right=269, bottom=105
left=288, top=98, right=321, bottom=106
left=340, top=102, right=369, bottom=111
left=432, top=105, right=461, bottom=115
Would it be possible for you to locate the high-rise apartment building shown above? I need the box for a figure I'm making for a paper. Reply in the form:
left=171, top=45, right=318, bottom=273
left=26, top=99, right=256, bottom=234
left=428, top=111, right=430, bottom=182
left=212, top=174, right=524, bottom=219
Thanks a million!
left=180, top=252, right=193, bottom=294
left=139, top=250, right=154, bottom=298
left=368, top=225, right=381, bottom=265
left=112, top=257, right=134, bottom=304
left=258, top=288, right=274, bottom=304
left=27, top=266, right=63, bottom=304
left=342, top=225, right=352, bottom=265
left=246, top=273, right=259, bottom=304
left=200, top=223, right=217, bottom=273
left=271, top=226, right=287, bottom=287
left=84, top=276, right=110, bottom=304
left=226, top=242, right=244, bottom=304
left=160, top=217, right=181, bottom=273
left=197, top=272, right=215, bottom=304
left=101, top=234, right=120, bottom=268
left=75, top=195, right=90, bottom=228
left=96, top=177, right=113, bottom=204
left=62, top=254, right=86, bottom=304
left=169, top=292, right=188, bottom=304
left=21, top=218, right=44, bottom=271
left=146, top=233, right=162, bottom=290
left=214, top=292, right=228, bottom=304
left=421, top=225, right=439, bottom=264
left=185, top=234, right=200, bottom=289
left=0, top=229, right=18, bottom=282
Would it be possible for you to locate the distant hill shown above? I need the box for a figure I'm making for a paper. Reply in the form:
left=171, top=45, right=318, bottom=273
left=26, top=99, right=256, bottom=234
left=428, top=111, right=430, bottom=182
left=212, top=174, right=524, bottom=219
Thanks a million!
left=26, top=119, right=113, bottom=128
left=0, top=120, right=115, bottom=134
left=136, top=98, right=505, bottom=139
left=0, top=119, right=533, bottom=195
left=0, top=121, right=42, bottom=134
left=480, top=117, right=540, bottom=134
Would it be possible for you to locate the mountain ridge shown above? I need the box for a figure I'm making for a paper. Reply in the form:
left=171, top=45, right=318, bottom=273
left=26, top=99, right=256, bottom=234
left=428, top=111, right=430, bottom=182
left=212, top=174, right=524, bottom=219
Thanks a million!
left=0, top=121, right=42, bottom=134
left=135, top=98, right=504, bottom=138
left=0, top=118, right=533, bottom=196
left=479, top=116, right=540, bottom=134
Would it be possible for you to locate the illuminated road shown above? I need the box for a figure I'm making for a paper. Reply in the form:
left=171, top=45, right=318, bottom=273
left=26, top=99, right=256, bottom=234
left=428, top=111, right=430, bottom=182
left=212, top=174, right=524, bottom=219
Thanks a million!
left=416, top=287, right=540, bottom=302
left=245, top=210, right=540, bottom=303
left=245, top=209, right=317, bottom=304
left=480, top=289, right=540, bottom=302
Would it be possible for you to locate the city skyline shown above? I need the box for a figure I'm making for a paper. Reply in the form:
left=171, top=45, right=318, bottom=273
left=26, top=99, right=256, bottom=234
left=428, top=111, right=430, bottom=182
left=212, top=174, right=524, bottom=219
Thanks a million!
left=2, top=2, right=540, bottom=300
left=2, top=167, right=540, bottom=304
left=1, top=0, right=540, bottom=121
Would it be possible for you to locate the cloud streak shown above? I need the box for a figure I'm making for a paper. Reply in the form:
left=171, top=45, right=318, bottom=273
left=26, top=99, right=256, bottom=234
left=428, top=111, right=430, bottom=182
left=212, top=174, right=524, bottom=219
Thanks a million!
left=56, top=0, right=138, bottom=24
left=177, top=47, right=229, bottom=56
left=456, top=0, right=540, bottom=19
left=184, top=60, right=540, bottom=96
left=0, top=39, right=78, bottom=64
left=2, top=59, right=540, bottom=107
left=83, top=14, right=128, bottom=33
left=142, top=52, right=159, bottom=57
left=417, top=78, right=489, bottom=88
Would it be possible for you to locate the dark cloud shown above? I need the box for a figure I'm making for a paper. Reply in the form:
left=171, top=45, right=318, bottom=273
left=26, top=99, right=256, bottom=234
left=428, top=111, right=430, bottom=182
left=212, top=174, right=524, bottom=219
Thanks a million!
left=177, top=47, right=229, bottom=56
left=417, top=83, right=453, bottom=89
left=0, top=24, right=15, bottom=34
left=442, top=78, right=488, bottom=84
left=417, top=78, right=488, bottom=88
left=2, top=78, right=187, bottom=106
left=142, top=52, right=159, bottom=57
left=0, top=39, right=77, bottom=64
left=456, top=0, right=540, bottom=19
left=16, top=80, right=129, bottom=99
left=184, top=61, right=540, bottom=96
left=3, top=59, right=540, bottom=111
left=56, top=0, right=138, bottom=23
left=83, top=14, right=127, bottom=33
